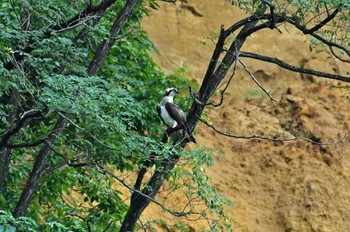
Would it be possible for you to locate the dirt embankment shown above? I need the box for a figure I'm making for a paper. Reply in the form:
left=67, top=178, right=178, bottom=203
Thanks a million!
left=140, top=1, right=350, bottom=231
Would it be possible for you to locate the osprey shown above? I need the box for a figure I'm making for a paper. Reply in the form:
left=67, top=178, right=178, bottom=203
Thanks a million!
left=157, top=87, right=196, bottom=143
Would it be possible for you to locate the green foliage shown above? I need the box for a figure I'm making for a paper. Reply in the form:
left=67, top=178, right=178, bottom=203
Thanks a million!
left=0, top=0, right=230, bottom=231
left=227, top=0, right=350, bottom=50
left=334, top=85, right=350, bottom=101
left=4, top=0, right=348, bottom=231
left=0, top=210, right=38, bottom=232
left=167, top=147, right=234, bottom=231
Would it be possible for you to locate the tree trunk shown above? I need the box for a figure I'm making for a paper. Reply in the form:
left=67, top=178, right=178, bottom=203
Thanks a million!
left=12, top=116, right=66, bottom=218
left=121, top=159, right=178, bottom=231
left=0, top=148, right=12, bottom=192
left=11, top=0, right=141, bottom=219
left=88, top=0, right=142, bottom=75
left=0, top=88, right=20, bottom=192
left=121, top=3, right=270, bottom=231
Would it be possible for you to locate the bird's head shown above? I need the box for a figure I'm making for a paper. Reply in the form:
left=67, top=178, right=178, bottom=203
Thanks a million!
left=164, top=87, right=179, bottom=97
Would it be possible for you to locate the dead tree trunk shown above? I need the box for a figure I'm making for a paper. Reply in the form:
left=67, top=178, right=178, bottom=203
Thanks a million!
left=120, top=4, right=271, bottom=231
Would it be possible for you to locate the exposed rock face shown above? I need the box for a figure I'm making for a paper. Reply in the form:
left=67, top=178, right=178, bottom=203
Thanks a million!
left=141, top=1, right=350, bottom=231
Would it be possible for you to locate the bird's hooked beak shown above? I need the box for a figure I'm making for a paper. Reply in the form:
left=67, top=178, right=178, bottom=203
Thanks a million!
left=174, top=88, right=179, bottom=94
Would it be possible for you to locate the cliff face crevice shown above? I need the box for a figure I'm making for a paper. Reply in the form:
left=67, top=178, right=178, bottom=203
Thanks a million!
left=141, top=1, right=350, bottom=231
left=179, top=0, right=203, bottom=17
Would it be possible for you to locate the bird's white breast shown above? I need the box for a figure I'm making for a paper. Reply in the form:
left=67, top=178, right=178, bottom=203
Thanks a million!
left=160, top=105, right=177, bottom=128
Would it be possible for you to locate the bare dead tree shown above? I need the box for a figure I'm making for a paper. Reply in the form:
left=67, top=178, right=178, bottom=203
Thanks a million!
left=121, top=1, right=349, bottom=231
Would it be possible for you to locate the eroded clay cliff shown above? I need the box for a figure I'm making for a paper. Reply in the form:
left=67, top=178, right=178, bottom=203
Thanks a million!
left=140, top=1, right=350, bottom=231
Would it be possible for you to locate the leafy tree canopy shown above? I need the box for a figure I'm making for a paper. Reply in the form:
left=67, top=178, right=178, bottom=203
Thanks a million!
left=0, top=0, right=203, bottom=231
left=0, top=0, right=349, bottom=231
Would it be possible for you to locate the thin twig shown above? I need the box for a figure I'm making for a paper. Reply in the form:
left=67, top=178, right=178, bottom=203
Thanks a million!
left=186, top=54, right=238, bottom=108
left=58, top=112, right=128, bottom=156
left=329, top=46, right=350, bottom=63
left=55, top=15, right=100, bottom=33
left=197, top=115, right=349, bottom=145
left=115, top=29, right=134, bottom=40
left=211, top=50, right=239, bottom=107
left=161, top=0, right=176, bottom=4
left=240, top=51, right=350, bottom=81
left=67, top=214, right=92, bottom=232
left=96, top=164, right=203, bottom=218
left=238, top=59, right=277, bottom=102
left=44, top=141, right=93, bottom=174
left=102, top=220, right=114, bottom=232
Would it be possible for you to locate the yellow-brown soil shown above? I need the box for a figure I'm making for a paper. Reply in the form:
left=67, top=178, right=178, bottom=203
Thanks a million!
left=139, top=1, right=350, bottom=231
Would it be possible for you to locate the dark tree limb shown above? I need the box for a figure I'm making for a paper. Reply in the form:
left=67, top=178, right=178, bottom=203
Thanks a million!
left=0, top=88, right=20, bottom=191
left=0, top=109, right=42, bottom=149
left=12, top=0, right=140, bottom=219
left=123, top=2, right=349, bottom=229
left=5, top=139, right=46, bottom=149
left=329, top=47, right=350, bottom=63
left=13, top=116, right=66, bottom=219
left=0, top=148, right=13, bottom=192
left=98, top=164, right=203, bottom=218
left=201, top=26, right=226, bottom=90
left=186, top=54, right=239, bottom=108
left=161, top=0, right=176, bottom=4
left=285, top=15, right=349, bottom=57
left=122, top=4, right=270, bottom=232
left=121, top=157, right=179, bottom=232
left=240, top=51, right=350, bottom=82
left=88, top=0, right=142, bottom=75
left=51, top=0, right=117, bottom=33
left=224, top=6, right=348, bottom=59
left=304, top=5, right=341, bottom=34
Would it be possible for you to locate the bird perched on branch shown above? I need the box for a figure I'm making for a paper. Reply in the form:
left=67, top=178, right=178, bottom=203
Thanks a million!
left=156, top=87, right=196, bottom=143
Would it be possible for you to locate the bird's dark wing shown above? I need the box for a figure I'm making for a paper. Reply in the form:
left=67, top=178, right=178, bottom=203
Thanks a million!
left=165, top=102, right=186, bottom=125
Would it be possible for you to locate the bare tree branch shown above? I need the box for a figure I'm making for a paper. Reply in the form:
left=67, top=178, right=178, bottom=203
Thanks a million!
left=329, top=46, right=350, bottom=63
left=197, top=115, right=349, bottom=146
left=5, top=139, right=46, bottom=149
left=240, top=51, right=350, bottom=82
left=96, top=164, right=204, bottom=218
left=186, top=55, right=239, bottom=108
left=305, top=5, right=341, bottom=34
left=224, top=5, right=349, bottom=61
left=213, top=52, right=240, bottom=107
left=285, top=16, right=350, bottom=57
left=238, top=59, right=277, bottom=102
left=161, top=0, right=176, bottom=4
